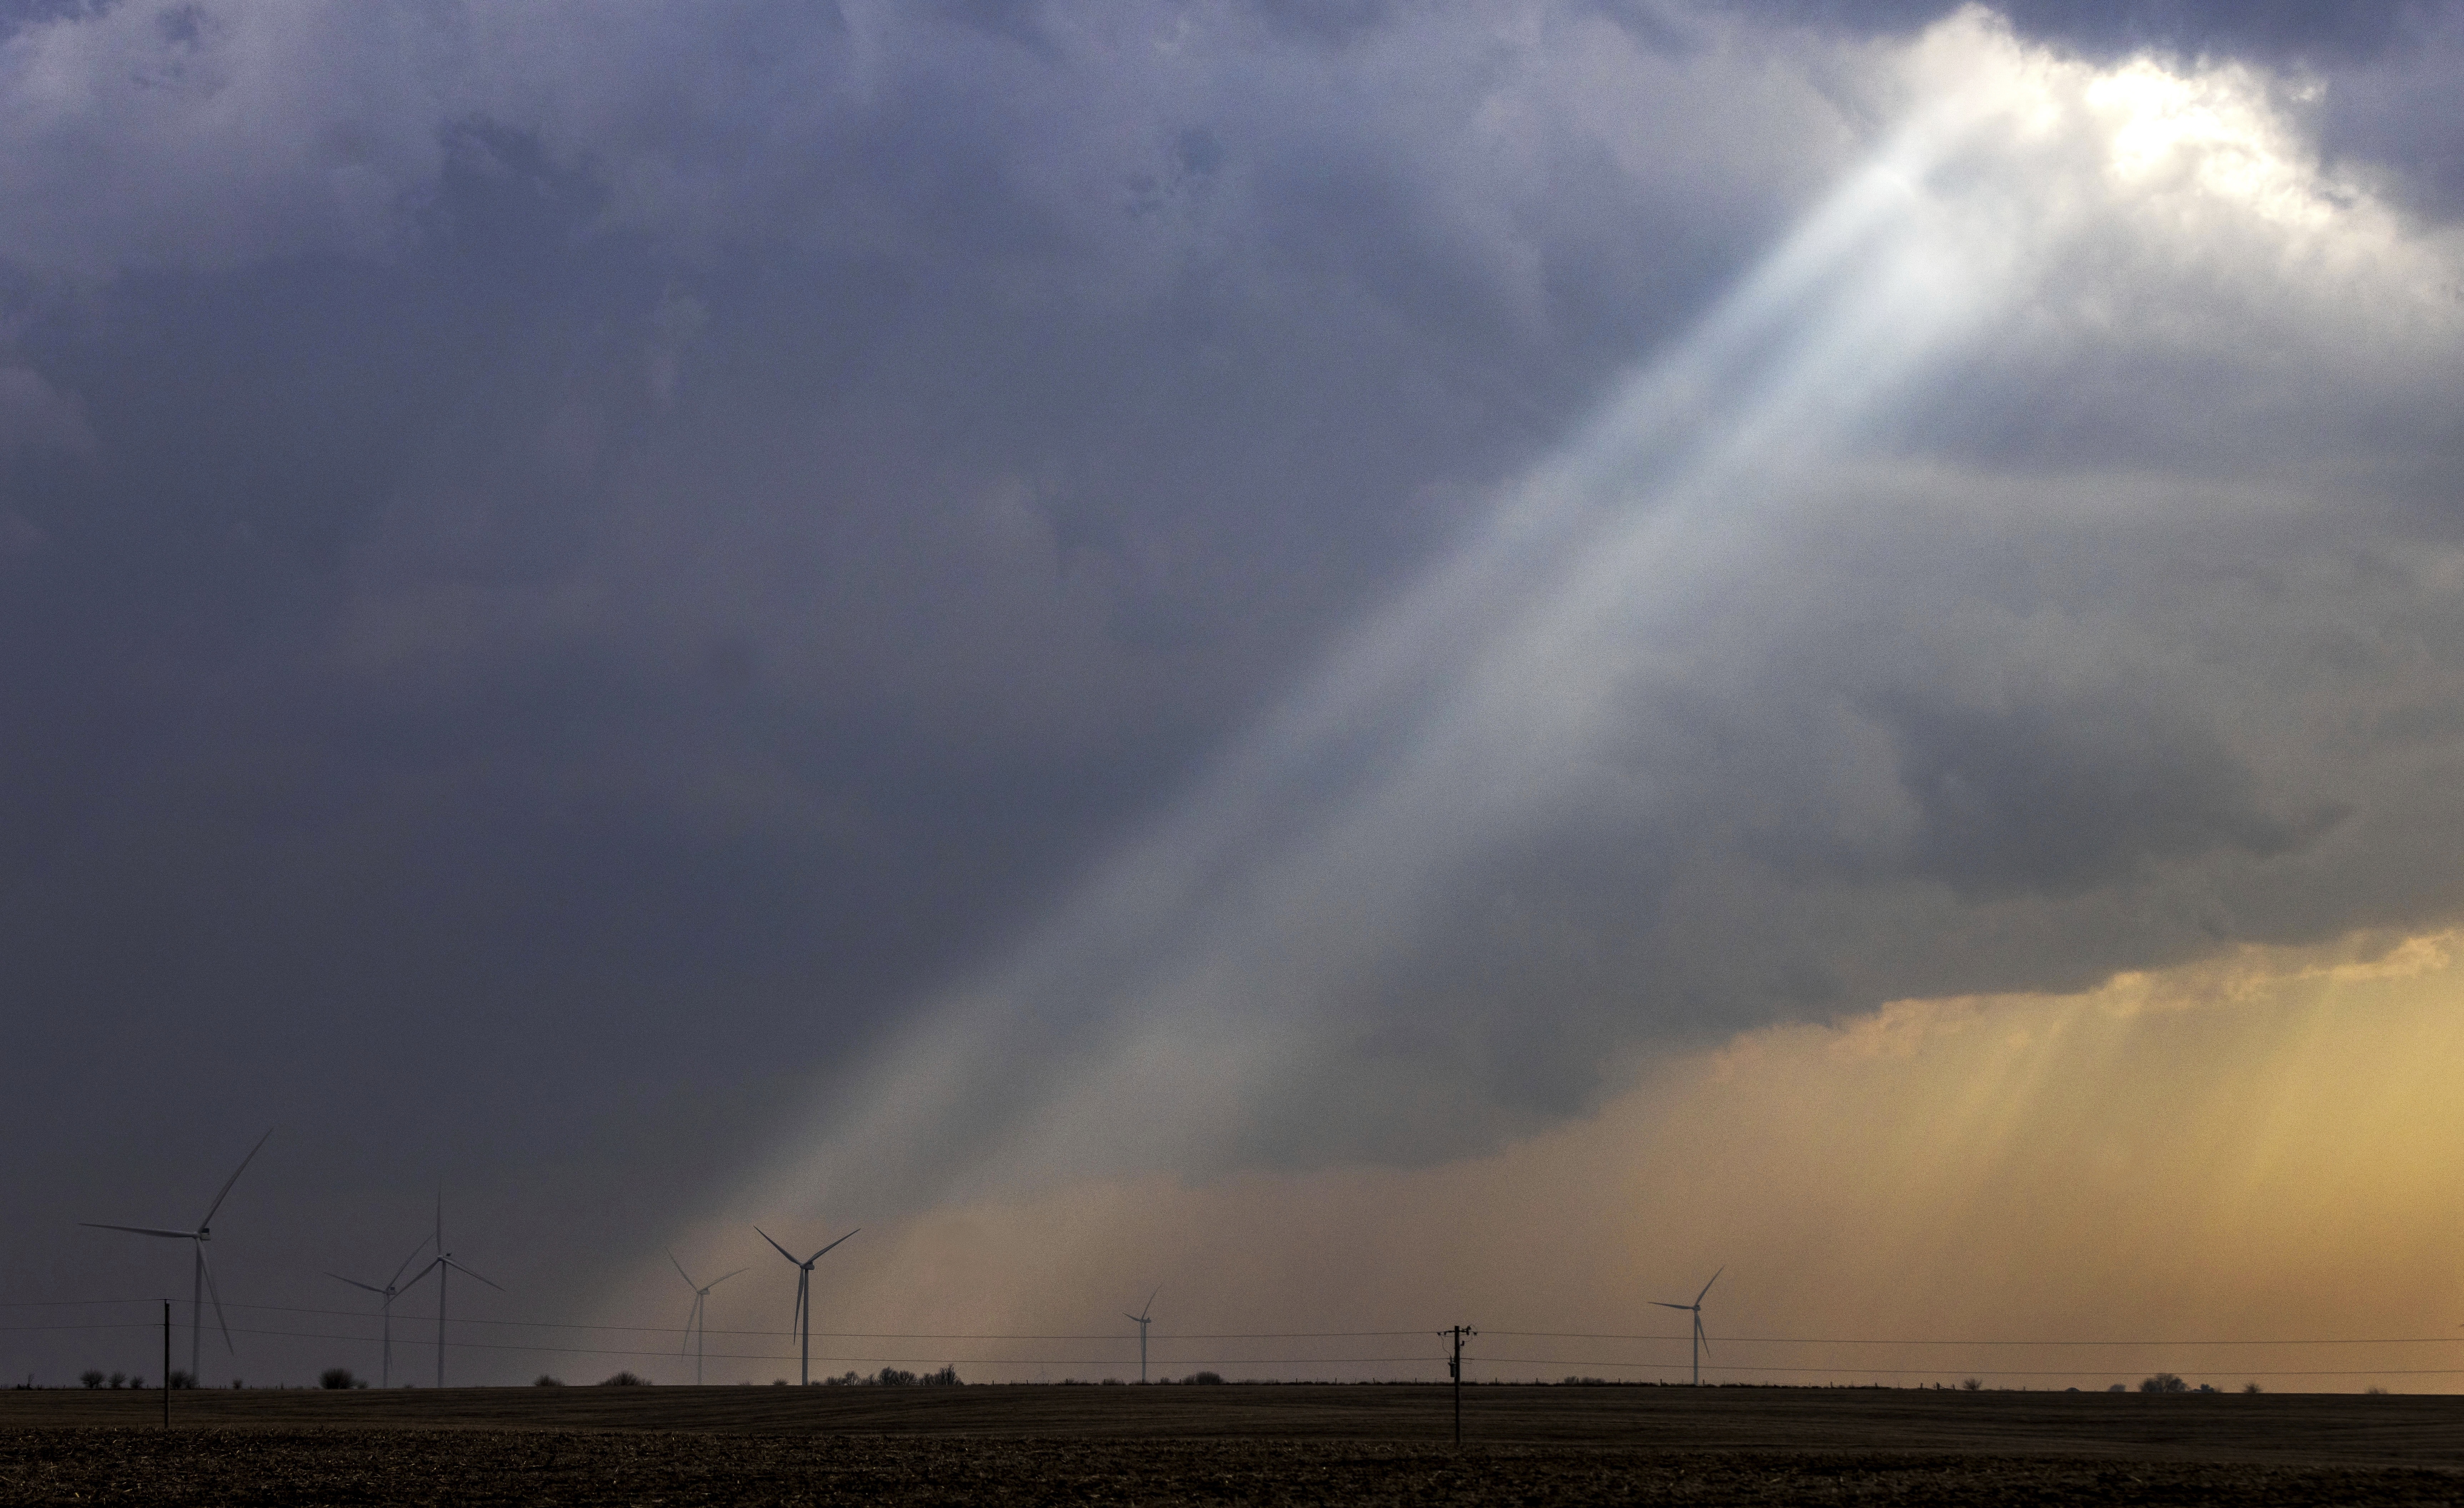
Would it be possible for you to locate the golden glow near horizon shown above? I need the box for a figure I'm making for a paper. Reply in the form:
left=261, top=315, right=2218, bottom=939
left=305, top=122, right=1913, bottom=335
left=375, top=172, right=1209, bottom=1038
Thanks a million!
left=632, top=932, right=2464, bottom=1392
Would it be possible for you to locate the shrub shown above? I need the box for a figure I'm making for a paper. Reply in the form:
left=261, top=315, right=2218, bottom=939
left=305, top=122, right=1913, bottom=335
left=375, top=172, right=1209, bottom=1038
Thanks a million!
left=2366, top=1385, right=2390, bottom=1395
left=1959, top=1378, right=1983, bottom=1391
left=319, top=1369, right=358, bottom=1391
left=107, top=1372, right=126, bottom=1389
left=2139, top=1374, right=2186, bottom=1394
left=128, top=1376, right=144, bottom=1390
left=79, top=1371, right=104, bottom=1390
left=597, top=1371, right=649, bottom=1387
left=2241, top=1382, right=2262, bottom=1395
left=875, top=1367, right=917, bottom=1386
left=922, top=1365, right=961, bottom=1386
left=167, top=1370, right=196, bottom=1390
left=1182, top=1371, right=1224, bottom=1385
left=534, top=1374, right=564, bottom=1387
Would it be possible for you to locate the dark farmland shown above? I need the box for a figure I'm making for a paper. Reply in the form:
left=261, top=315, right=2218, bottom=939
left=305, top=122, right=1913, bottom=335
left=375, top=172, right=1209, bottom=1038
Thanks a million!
left=5, top=1386, right=2461, bottom=1505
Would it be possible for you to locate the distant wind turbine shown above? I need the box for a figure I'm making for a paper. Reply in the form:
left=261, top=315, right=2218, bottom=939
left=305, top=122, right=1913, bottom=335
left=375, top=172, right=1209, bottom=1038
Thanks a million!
left=326, top=1232, right=433, bottom=1388
left=1652, top=1267, right=1722, bottom=1387
left=397, top=1194, right=501, bottom=1388
left=670, top=1251, right=747, bottom=1386
left=1124, top=1288, right=1158, bottom=1384
left=754, top=1225, right=857, bottom=1386
left=82, top=1128, right=273, bottom=1382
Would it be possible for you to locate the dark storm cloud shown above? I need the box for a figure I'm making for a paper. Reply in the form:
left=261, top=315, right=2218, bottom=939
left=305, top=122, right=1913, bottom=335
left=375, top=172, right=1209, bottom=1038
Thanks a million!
left=3, top=0, right=2463, bottom=1380
left=1734, top=0, right=2440, bottom=60
left=0, top=0, right=1845, bottom=1376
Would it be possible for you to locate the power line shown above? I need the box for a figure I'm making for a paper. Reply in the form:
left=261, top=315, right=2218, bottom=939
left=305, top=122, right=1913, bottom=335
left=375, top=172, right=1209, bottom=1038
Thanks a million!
left=1488, top=1330, right=2464, bottom=1347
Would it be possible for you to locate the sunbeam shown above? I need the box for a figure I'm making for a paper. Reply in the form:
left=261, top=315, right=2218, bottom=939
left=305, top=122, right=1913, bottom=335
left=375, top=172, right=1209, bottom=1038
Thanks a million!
left=731, top=16, right=2102, bottom=1224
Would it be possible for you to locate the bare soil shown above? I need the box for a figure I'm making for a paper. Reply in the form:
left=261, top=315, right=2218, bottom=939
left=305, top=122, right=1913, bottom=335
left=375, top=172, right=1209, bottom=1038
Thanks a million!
left=3, top=1386, right=2458, bottom=1505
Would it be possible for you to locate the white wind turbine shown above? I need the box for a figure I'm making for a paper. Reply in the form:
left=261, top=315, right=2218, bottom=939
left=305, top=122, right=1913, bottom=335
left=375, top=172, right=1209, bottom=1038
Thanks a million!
left=670, top=1251, right=747, bottom=1386
left=326, top=1232, right=433, bottom=1388
left=1124, top=1288, right=1158, bottom=1384
left=82, top=1128, right=273, bottom=1383
left=1653, top=1267, right=1723, bottom=1387
left=397, top=1194, right=501, bottom=1388
left=755, top=1225, right=857, bottom=1386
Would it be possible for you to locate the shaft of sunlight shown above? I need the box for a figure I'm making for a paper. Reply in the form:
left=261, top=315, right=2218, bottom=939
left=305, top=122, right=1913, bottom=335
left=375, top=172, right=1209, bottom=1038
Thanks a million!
left=731, top=19, right=2225, bottom=1223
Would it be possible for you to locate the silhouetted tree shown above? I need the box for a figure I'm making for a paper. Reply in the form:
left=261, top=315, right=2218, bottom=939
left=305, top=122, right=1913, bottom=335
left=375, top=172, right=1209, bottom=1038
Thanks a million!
left=320, top=1369, right=358, bottom=1390
left=2138, top=1373, right=2186, bottom=1394
left=79, top=1371, right=104, bottom=1390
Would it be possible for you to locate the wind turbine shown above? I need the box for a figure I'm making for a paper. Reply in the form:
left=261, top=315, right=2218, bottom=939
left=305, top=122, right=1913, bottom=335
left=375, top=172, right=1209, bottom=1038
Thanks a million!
left=670, top=1251, right=747, bottom=1386
left=397, top=1194, right=501, bottom=1388
left=326, top=1232, right=433, bottom=1388
left=82, top=1128, right=272, bottom=1383
left=754, top=1225, right=857, bottom=1385
left=1124, top=1288, right=1158, bottom=1384
left=1652, top=1267, right=1722, bottom=1387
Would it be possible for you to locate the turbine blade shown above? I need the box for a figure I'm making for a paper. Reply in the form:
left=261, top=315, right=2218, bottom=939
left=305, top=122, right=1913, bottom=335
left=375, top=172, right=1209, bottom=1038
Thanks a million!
left=1695, top=1266, right=1724, bottom=1305
left=709, top=1268, right=748, bottom=1289
left=1142, top=1286, right=1160, bottom=1321
left=396, top=1258, right=440, bottom=1292
left=669, top=1249, right=698, bottom=1289
left=1649, top=1302, right=1690, bottom=1312
left=198, top=1246, right=236, bottom=1357
left=807, top=1228, right=860, bottom=1262
left=386, top=1234, right=433, bottom=1290
left=327, top=1273, right=385, bottom=1295
left=199, top=1128, right=275, bottom=1230
left=753, top=1226, right=800, bottom=1264
left=81, top=1223, right=197, bottom=1240
left=442, top=1258, right=504, bottom=1292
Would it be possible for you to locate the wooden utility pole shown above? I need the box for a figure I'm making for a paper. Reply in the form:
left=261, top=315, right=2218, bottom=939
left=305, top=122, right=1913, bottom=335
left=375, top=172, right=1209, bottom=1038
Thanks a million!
left=161, top=1300, right=171, bottom=1429
left=1442, top=1325, right=1476, bottom=1445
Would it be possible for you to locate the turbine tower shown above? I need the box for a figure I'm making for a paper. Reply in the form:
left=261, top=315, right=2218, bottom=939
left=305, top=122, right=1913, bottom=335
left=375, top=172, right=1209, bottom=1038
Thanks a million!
left=398, top=1194, right=501, bottom=1388
left=1652, top=1266, right=1722, bottom=1387
left=326, top=1232, right=433, bottom=1388
left=670, top=1251, right=747, bottom=1386
left=755, top=1225, right=857, bottom=1385
left=82, top=1128, right=273, bottom=1382
left=1124, top=1288, right=1158, bottom=1384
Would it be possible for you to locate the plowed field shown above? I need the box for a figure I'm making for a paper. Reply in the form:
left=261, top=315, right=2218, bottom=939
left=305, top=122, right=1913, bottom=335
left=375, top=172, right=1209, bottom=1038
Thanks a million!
left=4, top=1386, right=2458, bottom=1505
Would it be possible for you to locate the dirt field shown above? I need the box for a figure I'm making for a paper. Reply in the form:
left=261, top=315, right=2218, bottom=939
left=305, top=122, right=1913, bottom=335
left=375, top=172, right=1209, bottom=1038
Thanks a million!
left=4, top=1385, right=2460, bottom=1505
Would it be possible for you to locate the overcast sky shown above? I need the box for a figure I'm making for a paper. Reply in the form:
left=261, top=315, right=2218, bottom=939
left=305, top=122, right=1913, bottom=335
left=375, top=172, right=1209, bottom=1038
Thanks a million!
left=5, top=0, right=2463, bottom=1388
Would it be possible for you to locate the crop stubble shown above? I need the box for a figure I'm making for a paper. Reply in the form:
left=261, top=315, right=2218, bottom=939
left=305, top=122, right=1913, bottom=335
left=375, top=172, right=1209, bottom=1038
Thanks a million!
left=4, top=1432, right=2462, bottom=1507
left=4, top=1387, right=2462, bottom=1505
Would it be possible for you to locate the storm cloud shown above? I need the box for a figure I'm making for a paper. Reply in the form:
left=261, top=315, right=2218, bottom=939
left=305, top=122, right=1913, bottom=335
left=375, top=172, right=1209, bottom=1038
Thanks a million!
left=2, top=1, right=2461, bottom=1381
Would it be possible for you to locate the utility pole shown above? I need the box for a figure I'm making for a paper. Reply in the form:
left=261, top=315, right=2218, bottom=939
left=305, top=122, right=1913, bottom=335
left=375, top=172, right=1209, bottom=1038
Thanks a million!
left=1442, top=1325, right=1476, bottom=1445
left=161, top=1300, right=171, bottom=1429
